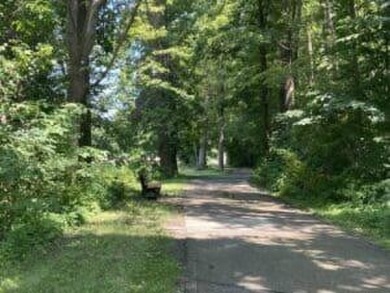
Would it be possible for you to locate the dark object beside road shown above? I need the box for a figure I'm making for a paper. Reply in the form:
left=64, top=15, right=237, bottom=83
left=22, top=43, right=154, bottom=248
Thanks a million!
left=138, top=171, right=161, bottom=200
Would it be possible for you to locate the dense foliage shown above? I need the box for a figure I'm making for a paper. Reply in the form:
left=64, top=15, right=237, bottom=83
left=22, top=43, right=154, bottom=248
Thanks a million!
left=0, top=0, right=389, bottom=260
left=0, top=0, right=141, bottom=260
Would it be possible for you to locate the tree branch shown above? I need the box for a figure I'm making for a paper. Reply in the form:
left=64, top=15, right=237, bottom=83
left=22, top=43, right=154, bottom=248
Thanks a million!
left=82, top=0, right=107, bottom=59
left=277, top=41, right=292, bottom=51
left=92, top=0, right=142, bottom=88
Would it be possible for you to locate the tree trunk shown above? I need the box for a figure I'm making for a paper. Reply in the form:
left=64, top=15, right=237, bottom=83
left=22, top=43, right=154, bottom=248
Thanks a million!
left=66, top=0, right=103, bottom=147
left=67, top=55, right=92, bottom=147
left=258, top=0, right=270, bottom=156
left=217, top=94, right=226, bottom=171
left=218, top=123, right=225, bottom=171
left=307, top=26, right=315, bottom=86
left=321, top=0, right=338, bottom=75
left=260, top=70, right=270, bottom=156
left=280, top=75, right=295, bottom=112
left=279, top=0, right=301, bottom=112
left=158, top=130, right=178, bottom=177
left=197, top=130, right=208, bottom=170
left=193, top=142, right=199, bottom=167
left=322, top=0, right=336, bottom=46
left=147, top=0, right=179, bottom=177
left=347, top=0, right=361, bottom=93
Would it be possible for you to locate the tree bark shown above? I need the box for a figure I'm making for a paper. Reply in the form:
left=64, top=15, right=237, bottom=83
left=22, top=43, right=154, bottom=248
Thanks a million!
left=67, top=53, right=91, bottom=146
left=66, top=0, right=103, bottom=147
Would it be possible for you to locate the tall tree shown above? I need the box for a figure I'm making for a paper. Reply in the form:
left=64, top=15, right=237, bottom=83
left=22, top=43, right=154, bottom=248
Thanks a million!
left=66, top=0, right=140, bottom=147
left=128, top=0, right=196, bottom=176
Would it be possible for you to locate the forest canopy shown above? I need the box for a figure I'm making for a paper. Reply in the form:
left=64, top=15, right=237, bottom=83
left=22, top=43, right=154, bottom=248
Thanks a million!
left=0, top=0, right=389, bottom=258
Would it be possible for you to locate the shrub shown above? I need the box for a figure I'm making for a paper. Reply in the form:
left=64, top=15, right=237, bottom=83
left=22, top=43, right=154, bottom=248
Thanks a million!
left=255, top=148, right=347, bottom=202
left=0, top=102, right=115, bottom=259
left=257, top=92, right=389, bottom=205
left=2, top=213, right=65, bottom=259
left=93, top=164, right=139, bottom=208
left=255, top=148, right=307, bottom=194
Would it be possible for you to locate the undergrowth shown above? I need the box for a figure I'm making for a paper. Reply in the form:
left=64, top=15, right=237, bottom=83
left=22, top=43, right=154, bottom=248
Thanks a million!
left=0, top=200, right=180, bottom=293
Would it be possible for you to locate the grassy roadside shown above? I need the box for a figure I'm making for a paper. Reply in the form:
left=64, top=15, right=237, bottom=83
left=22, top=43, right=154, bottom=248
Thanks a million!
left=261, top=191, right=390, bottom=250
left=0, top=166, right=225, bottom=293
left=301, top=201, right=389, bottom=250
left=0, top=183, right=187, bottom=293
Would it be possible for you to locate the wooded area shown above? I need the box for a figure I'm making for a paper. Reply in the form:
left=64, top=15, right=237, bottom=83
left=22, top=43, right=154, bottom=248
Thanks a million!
left=0, top=0, right=389, bottom=263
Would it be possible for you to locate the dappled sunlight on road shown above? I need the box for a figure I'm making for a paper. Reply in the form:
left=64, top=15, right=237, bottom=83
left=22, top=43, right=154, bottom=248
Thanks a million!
left=171, top=169, right=390, bottom=293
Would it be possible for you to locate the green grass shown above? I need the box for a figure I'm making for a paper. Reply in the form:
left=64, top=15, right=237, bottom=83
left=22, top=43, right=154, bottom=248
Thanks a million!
left=315, top=203, right=390, bottom=249
left=0, top=201, right=181, bottom=293
left=162, top=177, right=188, bottom=197
left=162, top=166, right=227, bottom=197
left=0, top=165, right=225, bottom=293
left=180, top=166, right=228, bottom=178
left=275, top=194, right=390, bottom=250
left=0, top=163, right=202, bottom=293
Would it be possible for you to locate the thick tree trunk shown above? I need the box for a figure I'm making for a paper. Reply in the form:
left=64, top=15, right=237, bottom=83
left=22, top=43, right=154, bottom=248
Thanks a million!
left=157, top=98, right=179, bottom=177
left=66, top=0, right=102, bottom=147
left=158, top=131, right=178, bottom=177
left=67, top=56, right=91, bottom=147
left=79, top=109, right=92, bottom=147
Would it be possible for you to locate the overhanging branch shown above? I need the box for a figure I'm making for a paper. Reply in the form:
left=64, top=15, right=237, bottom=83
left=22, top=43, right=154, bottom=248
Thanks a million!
left=92, top=0, right=142, bottom=88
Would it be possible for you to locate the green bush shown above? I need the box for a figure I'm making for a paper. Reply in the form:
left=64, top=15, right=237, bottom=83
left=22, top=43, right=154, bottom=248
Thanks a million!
left=2, top=213, right=65, bottom=259
left=255, top=148, right=319, bottom=196
left=255, top=147, right=353, bottom=202
left=257, top=93, right=388, bottom=204
left=0, top=102, right=123, bottom=259
left=254, top=151, right=284, bottom=191
left=93, top=164, right=139, bottom=208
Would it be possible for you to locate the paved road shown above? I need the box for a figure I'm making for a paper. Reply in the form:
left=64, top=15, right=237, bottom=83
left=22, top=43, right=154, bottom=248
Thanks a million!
left=172, top=169, right=390, bottom=293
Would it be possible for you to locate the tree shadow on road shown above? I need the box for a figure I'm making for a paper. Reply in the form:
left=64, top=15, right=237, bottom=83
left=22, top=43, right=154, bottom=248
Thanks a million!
left=178, top=234, right=390, bottom=293
left=178, top=172, right=390, bottom=292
